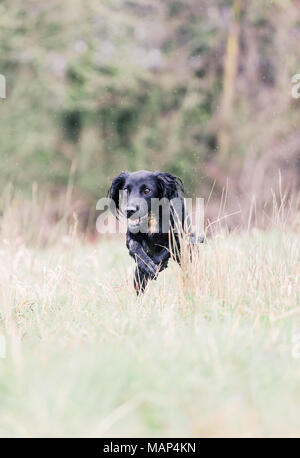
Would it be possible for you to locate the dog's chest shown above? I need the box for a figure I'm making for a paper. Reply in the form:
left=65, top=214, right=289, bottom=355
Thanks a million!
left=143, top=233, right=167, bottom=256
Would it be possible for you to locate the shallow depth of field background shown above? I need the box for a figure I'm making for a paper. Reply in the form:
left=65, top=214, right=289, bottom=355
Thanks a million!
left=0, top=0, right=299, bottom=437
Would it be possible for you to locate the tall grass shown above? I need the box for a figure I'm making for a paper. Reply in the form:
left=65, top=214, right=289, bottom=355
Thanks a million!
left=0, top=194, right=299, bottom=437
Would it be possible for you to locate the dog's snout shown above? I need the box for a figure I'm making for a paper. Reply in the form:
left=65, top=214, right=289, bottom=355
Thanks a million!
left=125, top=205, right=139, bottom=218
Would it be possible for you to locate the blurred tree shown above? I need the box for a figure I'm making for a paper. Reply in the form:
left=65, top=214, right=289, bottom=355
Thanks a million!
left=0, top=0, right=299, bottom=227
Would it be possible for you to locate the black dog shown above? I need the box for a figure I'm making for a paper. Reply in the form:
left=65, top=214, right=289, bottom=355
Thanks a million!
left=108, top=170, right=200, bottom=294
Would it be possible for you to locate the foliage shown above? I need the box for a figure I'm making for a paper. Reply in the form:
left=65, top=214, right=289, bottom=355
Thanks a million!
left=0, top=0, right=299, bottom=210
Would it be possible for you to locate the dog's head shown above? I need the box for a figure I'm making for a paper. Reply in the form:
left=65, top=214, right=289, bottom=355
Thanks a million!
left=108, top=170, right=184, bottom=232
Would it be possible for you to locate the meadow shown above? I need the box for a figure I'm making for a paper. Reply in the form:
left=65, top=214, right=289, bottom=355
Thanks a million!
left=1, top=0, right=299, bottom=439
left=0, top=203, right=299, bottom=437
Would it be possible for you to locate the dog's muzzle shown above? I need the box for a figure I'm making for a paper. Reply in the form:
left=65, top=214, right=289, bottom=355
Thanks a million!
left=127, top=213, right=148, bottom=230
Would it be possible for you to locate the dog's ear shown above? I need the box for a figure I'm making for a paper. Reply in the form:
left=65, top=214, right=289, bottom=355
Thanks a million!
left=107, top=171, right=128, bottom=215
left=155, top=172, right=185, bottom=199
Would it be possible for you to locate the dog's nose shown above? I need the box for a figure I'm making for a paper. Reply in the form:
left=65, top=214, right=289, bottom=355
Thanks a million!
left=125, top=206, right=139, bottom=218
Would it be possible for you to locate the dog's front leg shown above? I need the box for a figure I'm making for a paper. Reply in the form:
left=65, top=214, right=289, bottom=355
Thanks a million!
left=127, top=240, right=159, bottom=279
left=134, top=266, right=150, bottom=295
left=151, top=248, right=171, bottom=272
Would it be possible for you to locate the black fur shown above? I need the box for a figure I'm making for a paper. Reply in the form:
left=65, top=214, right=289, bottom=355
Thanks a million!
left=108, top=170, right=197, bottom=294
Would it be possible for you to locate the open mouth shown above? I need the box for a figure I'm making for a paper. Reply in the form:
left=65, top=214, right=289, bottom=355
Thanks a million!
left=127, top=214, right=148, bottom=228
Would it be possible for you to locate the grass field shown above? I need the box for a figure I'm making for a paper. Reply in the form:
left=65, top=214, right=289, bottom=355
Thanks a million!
left=0, top=220, right=299, bottom=437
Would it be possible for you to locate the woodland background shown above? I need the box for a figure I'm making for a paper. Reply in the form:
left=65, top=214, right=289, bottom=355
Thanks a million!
left=0, top=0, right=299, bottom=234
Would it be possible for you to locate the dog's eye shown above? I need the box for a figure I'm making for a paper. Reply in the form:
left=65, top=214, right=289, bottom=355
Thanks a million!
left=144, top=188, right=151, bottom=195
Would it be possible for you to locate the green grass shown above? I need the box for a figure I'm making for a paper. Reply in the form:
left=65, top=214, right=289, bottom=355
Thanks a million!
left=0, top=229, right=299, bottom=437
